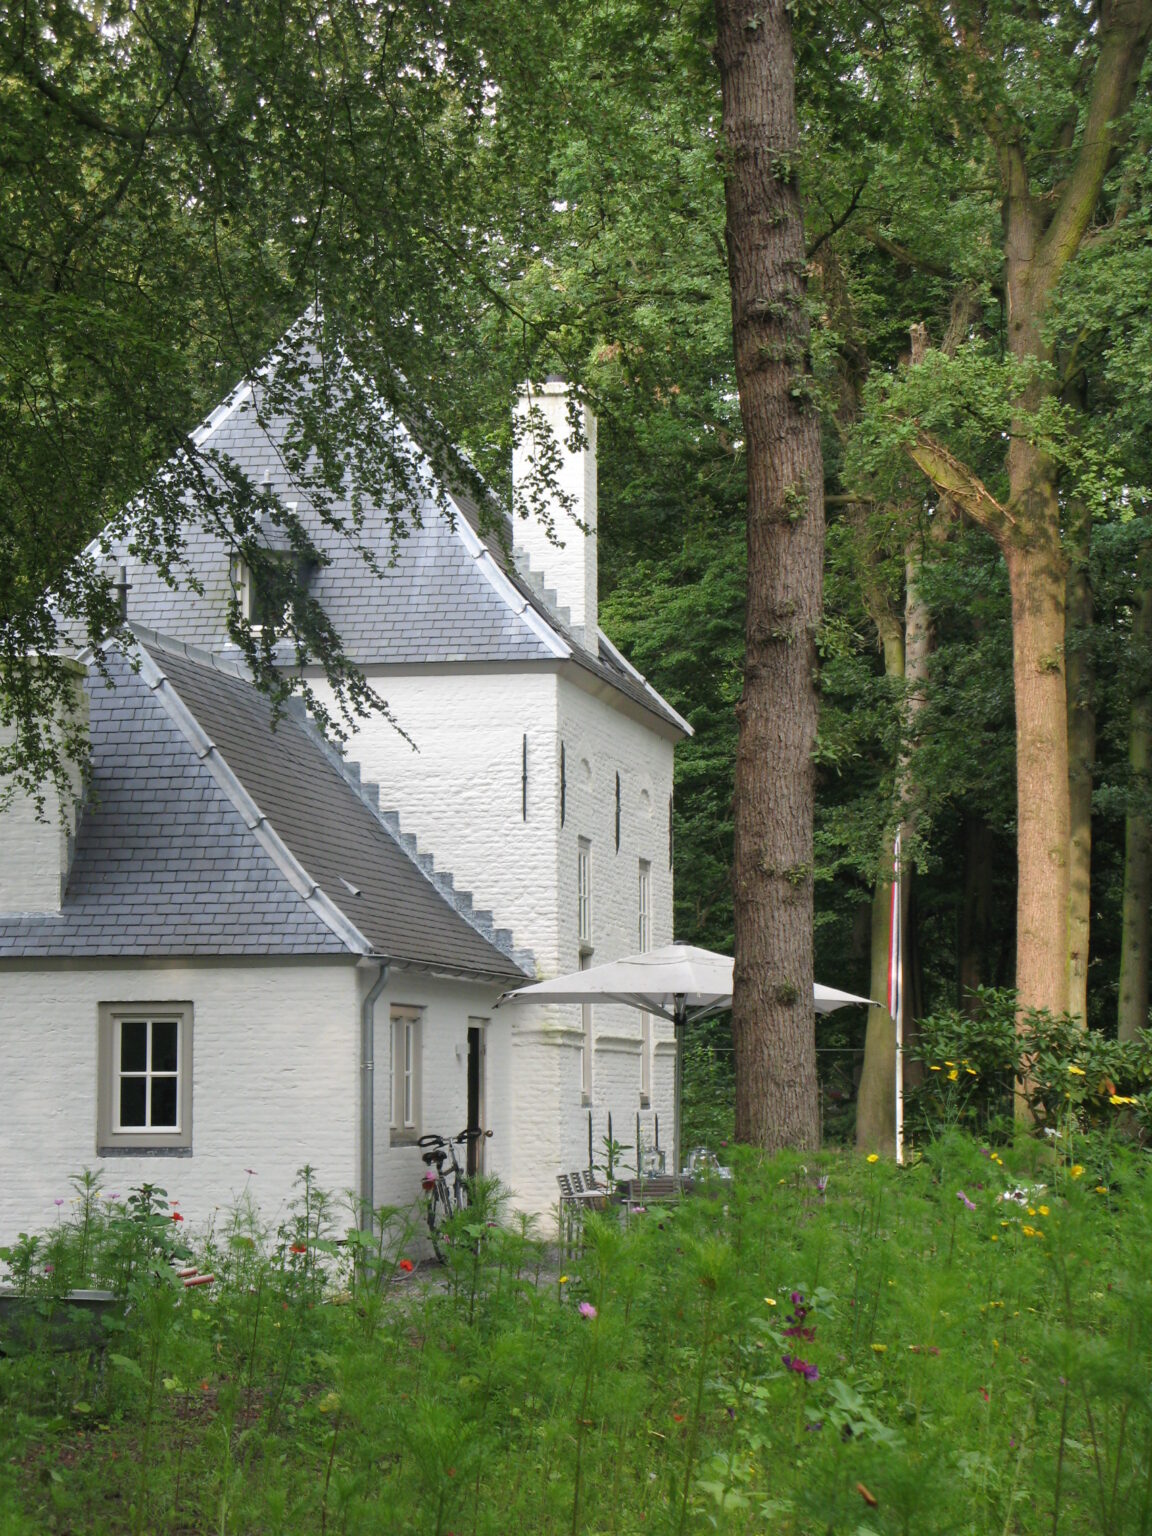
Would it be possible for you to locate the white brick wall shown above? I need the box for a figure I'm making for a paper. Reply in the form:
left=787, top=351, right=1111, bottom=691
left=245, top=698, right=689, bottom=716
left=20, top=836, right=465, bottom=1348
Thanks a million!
left=0, top=961, right=363, bottom=1243
left=0, top=671, right=87, bottom=915
left=312, top=659, right=680, bottom=1210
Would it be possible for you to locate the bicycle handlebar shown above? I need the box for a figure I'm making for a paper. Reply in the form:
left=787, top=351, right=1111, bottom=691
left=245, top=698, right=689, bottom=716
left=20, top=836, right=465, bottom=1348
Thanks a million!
left=417, top=1127, right=494, bottom=1149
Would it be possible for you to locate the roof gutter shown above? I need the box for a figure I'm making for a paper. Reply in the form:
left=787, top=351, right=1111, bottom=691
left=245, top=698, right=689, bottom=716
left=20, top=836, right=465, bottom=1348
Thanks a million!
left=360, top=961, right=389, bottom=1224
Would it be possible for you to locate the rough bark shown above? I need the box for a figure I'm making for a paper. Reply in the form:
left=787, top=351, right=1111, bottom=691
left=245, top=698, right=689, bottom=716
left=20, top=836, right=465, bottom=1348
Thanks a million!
left=1065, top=501, right=1095, bottom=1025
left=902, top=1, right=1152, bottom=1041
left=1118, top=565, right=1152, bottom=1042
left=716, top=0, right=823, bottom=1151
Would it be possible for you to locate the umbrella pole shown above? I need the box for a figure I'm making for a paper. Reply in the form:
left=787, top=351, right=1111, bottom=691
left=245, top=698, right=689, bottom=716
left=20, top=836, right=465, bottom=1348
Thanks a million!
left=673, top=996, right=686, bottom=1178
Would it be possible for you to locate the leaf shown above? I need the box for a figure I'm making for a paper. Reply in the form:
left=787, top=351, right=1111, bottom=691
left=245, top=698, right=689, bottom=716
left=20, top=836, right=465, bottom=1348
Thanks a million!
left=109, top=1353, right=144, bottom=1382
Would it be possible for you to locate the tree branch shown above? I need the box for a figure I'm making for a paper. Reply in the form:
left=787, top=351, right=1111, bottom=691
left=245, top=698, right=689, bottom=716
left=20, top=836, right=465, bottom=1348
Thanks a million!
left=1038, top=0, right=1152, bottom=278
left=904, top=430, right=1013, bottom=536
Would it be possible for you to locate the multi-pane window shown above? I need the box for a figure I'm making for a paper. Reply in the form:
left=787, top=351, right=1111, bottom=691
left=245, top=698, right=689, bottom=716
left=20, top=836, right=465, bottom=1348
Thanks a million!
left=98, top=1003, right=192, bottom=1151
left=390, top=1007, right=423, bottom=1142
left=117, top=1017, right=180, bottom=1130
left=577, top=838, right=592, bottom=946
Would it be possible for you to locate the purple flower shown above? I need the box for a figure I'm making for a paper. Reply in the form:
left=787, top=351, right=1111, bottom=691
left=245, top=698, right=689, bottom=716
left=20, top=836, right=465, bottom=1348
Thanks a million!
left=53, top=1198, right=64, bottom=1207
left=957, top=1190, right=976, bottom=1211
left=578, top=1302, right=597, bottom=1319
left=806, top=1420, right=824, bottom=1432
left=782, top=1354, right=819, bottom=1382
left=790, top=1290, right=805, bottom=1305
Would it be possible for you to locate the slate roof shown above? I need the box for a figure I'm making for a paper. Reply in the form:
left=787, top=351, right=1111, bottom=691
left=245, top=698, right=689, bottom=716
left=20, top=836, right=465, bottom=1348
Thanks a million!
left=0, top=633, right=529, bottom=979
left=100, top=365, right=689, bottom=735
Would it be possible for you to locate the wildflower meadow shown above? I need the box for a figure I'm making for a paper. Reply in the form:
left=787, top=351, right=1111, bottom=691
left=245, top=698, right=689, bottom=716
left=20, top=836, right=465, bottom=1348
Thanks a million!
left=1, top=1131, right=1150, bottom=1535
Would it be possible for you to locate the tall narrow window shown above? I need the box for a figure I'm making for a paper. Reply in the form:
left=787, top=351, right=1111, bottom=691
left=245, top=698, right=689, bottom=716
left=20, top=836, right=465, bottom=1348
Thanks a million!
left=615, top=772, right=621, bottom=852
left=580, top=950, right=594, bottom=1102
left=560, top=743, right=566, bottom=827
left=638, top=860, right=652, bottom=1104
left=577, top=838, right=592, bottom=946
left=390, top=1007, right=423, bottom=1143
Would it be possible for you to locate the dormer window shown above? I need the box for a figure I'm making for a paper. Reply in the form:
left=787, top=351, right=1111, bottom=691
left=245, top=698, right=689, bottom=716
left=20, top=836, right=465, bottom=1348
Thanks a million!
left=230, top=539, right=314, bottom=633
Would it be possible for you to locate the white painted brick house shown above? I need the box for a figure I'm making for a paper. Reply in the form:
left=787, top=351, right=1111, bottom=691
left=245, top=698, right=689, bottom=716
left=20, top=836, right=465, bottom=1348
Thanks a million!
left=0, top=361, right=689, bottom=1240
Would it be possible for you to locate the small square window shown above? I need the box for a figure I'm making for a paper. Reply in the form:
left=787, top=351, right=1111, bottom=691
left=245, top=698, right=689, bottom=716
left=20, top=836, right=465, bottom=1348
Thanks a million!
left=98, top=1003, right=192, bottom=1153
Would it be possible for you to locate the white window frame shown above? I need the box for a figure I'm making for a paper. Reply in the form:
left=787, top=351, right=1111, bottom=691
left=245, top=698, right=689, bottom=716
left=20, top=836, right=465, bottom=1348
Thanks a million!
left=577, top=837, right=592, bottom=946
left=580, top=950, right=594, bottom=1104
left=97, top=1002, right=193, bottom=1153
left=638, top=860, right=652, bottom=1105
left=390, top=1006, right=423, bottom=1145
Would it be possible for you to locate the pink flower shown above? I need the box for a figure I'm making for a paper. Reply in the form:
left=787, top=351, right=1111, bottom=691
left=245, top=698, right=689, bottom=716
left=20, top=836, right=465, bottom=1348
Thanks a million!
left=422, top=1170, right=438, bottom=1187
left=578, top=1302, right=597, bottom=1319
left=53, top=1198, right=64, bottom=1207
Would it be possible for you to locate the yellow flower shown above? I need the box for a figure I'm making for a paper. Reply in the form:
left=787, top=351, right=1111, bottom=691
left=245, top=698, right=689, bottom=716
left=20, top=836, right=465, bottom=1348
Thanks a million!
left=930, top=1065, right=942, bottom=1072
left=764, top=1297, right=777, bottom=1307
left=966, top=1067, right=978, bottom=1076
left=1068, top=1065, right=1086, bottom=1076
left=1095, top=1185, right=1108, bottom=1194
left=1021, top=1225, right=1035, bottom=1236
left=871, top=1343, right=887, bottom=1353
left=945, top=1061, right=955, bottom=1068
left=992, top=1339, right=1000, bottom=1350
left=1069, top=1165, right=1085, bottom=1179
left=1027, top=1207, right=1035, bottom=1216
left=1038, top=1205, right=1049, bottom=1217
left=1110, top=1095, right=1136, bottom=1106
left=948, top=1069, right=959, bottom=1081
left=866, top=1153, right=879, bottom=1164
left=559, top=1275, right=569, bottom=1284
left=990, top=1234, right=998, bottom=1241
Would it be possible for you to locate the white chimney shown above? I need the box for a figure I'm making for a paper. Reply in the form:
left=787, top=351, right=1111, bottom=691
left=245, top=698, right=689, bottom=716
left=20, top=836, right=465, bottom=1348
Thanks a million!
left=0, top=660, right=88, bottom=914
left=513, top=380, right=597, bottom=647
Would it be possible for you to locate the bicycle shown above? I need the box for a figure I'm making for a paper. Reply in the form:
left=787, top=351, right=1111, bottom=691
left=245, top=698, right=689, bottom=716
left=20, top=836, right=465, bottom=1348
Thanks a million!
left=417, top=1128, right=490, bottom=1260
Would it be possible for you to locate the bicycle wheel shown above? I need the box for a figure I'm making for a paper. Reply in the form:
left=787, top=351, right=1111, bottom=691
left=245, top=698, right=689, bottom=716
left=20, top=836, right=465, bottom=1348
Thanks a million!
left=427, top=1177, right=452, bottom=1262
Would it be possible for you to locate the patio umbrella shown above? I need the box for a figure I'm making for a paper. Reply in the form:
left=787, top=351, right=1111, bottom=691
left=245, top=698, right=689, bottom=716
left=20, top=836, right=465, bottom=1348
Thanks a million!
left=496, top=943, right=877, bottom=1174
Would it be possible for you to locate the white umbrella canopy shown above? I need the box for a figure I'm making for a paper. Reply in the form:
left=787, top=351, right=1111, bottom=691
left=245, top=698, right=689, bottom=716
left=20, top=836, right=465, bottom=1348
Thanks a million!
left=496, top=942, right=876, bottom=1024
left=496, top=943, right=877, bottom=1176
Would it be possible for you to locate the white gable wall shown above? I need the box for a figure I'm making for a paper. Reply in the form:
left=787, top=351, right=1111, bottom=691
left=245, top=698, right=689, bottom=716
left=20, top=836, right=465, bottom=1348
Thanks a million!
left=0, top=960, right=362, bottom=1243
left=310, top=660, right=679, bottom=1211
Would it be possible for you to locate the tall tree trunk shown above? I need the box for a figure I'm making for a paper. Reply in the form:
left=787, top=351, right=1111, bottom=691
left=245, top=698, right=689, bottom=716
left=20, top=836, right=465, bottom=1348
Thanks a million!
left=905, top=3, right=1152, bottom=1040
left=856, top=618, right=904, bottom=1155
left=1118, top=566, right=1152, bottom=1042
left=716, top=0, right=824, bottom=1151
left=1065, top=501, right=1095, bottom=1025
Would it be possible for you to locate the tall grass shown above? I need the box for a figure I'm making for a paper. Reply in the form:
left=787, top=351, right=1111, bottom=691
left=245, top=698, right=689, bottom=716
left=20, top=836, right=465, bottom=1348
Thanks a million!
left=1, top=1134, right=1150, bottom=1534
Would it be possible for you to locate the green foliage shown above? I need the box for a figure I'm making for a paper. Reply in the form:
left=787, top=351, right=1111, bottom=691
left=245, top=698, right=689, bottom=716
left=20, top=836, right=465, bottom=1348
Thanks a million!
left=4, top=1145, right=1151, bottom=1534
left=908, top=988, right=1152, bottom=1142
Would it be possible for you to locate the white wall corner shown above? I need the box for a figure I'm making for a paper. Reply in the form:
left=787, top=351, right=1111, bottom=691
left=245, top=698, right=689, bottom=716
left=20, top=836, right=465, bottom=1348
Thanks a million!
left=512, top=380, right=597, bottom=648
left=0, top=659, right=88, bottom=914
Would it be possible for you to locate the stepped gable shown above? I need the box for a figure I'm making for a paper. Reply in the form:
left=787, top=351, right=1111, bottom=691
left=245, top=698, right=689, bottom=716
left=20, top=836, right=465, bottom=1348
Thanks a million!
left=0, top=632, right=531, bottom=980
left=102, top=358, right=689, bottom=735
left=132, top=630, right=530, bottom=979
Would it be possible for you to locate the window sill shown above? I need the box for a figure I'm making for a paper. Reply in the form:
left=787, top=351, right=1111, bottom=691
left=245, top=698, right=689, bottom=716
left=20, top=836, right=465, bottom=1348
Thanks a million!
left=97, top=1144, right=193, bottom=1158
left=390, top=1130, right=422, bottom=1148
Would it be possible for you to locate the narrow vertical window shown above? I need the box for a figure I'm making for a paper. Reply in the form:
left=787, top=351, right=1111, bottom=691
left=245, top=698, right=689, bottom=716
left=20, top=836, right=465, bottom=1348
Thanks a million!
left=615, top=772, right=621, bottom=852
left=577, top=838, right=592, bottom=946
left=560, top=743, right=566, bottom=827
left=390, top=1007, right=422, bottom=1142
left=638, top=860, right=652, bottom=1104
left=580, top=950, right=593, bottom=1102
left=668, top=794, right=674, bottom=870
left=522, top=734, right=528, bottom=821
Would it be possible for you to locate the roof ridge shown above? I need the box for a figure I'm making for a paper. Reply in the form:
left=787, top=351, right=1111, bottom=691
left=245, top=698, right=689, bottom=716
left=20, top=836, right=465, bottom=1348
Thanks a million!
left=129, top=637, right=373, bottom=957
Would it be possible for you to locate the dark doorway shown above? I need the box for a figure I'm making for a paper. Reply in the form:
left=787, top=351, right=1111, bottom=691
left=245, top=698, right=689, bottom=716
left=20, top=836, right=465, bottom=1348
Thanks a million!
left=467, top=1024, right=485, bottom=1176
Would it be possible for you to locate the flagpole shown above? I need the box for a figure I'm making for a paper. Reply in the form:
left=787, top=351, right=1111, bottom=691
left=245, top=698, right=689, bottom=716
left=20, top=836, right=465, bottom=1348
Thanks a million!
left=891, top=831, right=905, bottom=1165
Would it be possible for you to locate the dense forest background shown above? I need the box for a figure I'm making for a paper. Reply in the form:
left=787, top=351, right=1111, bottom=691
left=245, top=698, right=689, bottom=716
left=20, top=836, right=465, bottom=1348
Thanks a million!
left=4, top=1, right=1152, bottom=1143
